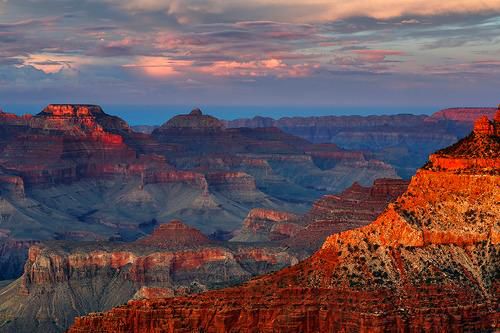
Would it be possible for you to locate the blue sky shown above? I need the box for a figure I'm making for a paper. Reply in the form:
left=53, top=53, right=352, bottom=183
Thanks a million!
left=1, top=1, right=500, bottom=115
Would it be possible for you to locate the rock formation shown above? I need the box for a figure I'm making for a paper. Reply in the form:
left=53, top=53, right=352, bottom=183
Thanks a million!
left=231, top=208, right=301, bottom=242
left=0, top=105, right=395, bottom=276
left=287, top=178, right=409, bottom=250
left=0, top=105, right=410, bottom=294
left=232, top=178, right=408, bottom=250
left=150, top=108, right=398, bottom=201
left=69, top=112, right=499, bottom=332
left=158, top=108, right=225, bottom=130
left=429, top=107, right=497, bottom=122
left=0, top=221, right=301, bottom=333
left=226, top=106, right=499, bottom=178
left=135, top=220, right=210, bottom=248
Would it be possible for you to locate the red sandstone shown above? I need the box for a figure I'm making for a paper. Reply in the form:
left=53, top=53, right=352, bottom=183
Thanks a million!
left=68, top=118, right=500, bottom=333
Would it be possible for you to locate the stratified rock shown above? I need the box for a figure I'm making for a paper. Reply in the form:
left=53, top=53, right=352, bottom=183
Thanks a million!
left=135, top=220, right=210, bottom=248
left=0, top=222, right=300, bottom=333
left=69, top=115, right=499, bottom=333
left=426, top=112, right=500, bottom=172
left=32, top=104, right=130, bottom=134
left=227, top=107, right=499, bottom=178
left=287, top=178, right=409, bottom=250
left=151, top=109, right=398, bottom=200
left=232, top=178, right=408, bottom=250
left=429, top=107, right=497, bottom=122
left=231, top=208, right=301, bottom=242
left=157, top=108, right=224, bottom=131
left=205, top=172, right=264, bottom=202
left=0, top=238, right=38, bottom=280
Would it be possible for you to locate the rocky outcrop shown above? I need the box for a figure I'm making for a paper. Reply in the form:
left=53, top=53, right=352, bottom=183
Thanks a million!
left=135, top=220, right=210, bottom=248
left=231, top=208, right=301, bottom=242
left=233, top=178, right=408, bottom=249
left=0, top=105, right=400, bottom=283
left=69, top=116, right=499, bottom=333
left=0, top=222, right=300, bottom=333
left=150, top=108, right=397, bottom=199
left=429, top=107, right=497, bottom=122
left=157, top=108, right=225, bottom=131
left=0, top=239, right=38, bottom=280
left=204, top=172, right=265, bottom=202
left=0, top=104, right=147, bottom=186
left=425, top=111, right=500, bottom=172
left=32, top=104, right=131, bottom=134
left=291, top=179, right=409, bottom=250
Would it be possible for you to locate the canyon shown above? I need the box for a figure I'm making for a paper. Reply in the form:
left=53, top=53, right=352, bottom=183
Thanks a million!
left=0, top=105, right=398, bottom=280
left=232, top=178, right=409, bottom=252
left=226, top=107, right=498, bottom=178
left=68, top=111, right=499, bottom=332
left=0, top=104, right=498, bottom=333
left=0, top=177, right=406, bottom=332
left=0, top=220, right=301, bottom=333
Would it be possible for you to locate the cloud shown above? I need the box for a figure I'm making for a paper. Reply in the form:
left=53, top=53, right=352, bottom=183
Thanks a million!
left=1, top=0, right=500, bottom=107
left=352, top=50, right=406, bottom=62
left=400, top=19, right=421, bottom=24
left=101, top=0, right=500, bottom=23
left=123, top=56, right=193, bottom=77
left=198, top=58, right=317, bottom=78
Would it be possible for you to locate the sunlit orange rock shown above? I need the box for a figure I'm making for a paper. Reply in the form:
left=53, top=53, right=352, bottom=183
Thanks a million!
left=69, top=117, right=500, bottom=333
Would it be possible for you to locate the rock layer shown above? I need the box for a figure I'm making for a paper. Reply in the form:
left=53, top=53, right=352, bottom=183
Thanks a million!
left=226, top=106, right=499, bottom=178
left=69, top=112, right=500, bottom=333
left=0, top=222, right=300, bottom=333
left=232, top=178, right=408, bottom=250
left=231, top=208, right=300, bottom=242
left=287, top=178, right=409, bottom=250
left=0, top=105, right=398, bottom=280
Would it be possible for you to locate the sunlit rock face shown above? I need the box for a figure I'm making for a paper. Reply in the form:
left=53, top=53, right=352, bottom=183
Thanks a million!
left=0, top=104, right=141, bottom=186
left=232, top=178, right=409, bottom=248
left=285, top=178, right=409, bottom=250
left=69, top=114, right=499, bottom=333
left=0, top=105, right=400, bottom=286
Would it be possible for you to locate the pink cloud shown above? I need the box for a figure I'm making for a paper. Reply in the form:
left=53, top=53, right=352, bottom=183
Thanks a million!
left=199, top=58, right=317, bottom=78
left=123, top=56, right=193, bottom=77
left=103, top=0, right=500, bottom=23
left=352, top=49, right=406, bottom=62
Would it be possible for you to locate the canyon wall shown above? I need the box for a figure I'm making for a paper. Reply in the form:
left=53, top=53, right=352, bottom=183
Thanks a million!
left=69, top=112, right=500, bottom=333
left=0, top=221, right=300, bottom=333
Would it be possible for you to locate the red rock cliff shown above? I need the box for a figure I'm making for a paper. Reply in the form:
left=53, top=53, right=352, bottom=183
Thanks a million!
left=69, top=117, right=499, bottom=333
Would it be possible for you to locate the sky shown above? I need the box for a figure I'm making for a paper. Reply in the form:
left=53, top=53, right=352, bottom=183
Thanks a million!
left=1, top=0, right=500, bottom=118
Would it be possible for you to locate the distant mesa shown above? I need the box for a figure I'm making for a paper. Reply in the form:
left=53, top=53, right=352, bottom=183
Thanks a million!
left=135, top=220, right=211, bottom=248
left=159, top=108, right=225, bottom=130
left=40, top=104, right=104, bottom=117
left=429, top=106, right=498, bottom=122
left=68, top=110, right=500, bottom=333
